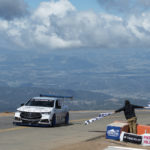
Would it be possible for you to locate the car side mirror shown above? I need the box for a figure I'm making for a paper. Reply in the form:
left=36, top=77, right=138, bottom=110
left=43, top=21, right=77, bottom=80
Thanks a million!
left=21, top=103, right=24, bottom=106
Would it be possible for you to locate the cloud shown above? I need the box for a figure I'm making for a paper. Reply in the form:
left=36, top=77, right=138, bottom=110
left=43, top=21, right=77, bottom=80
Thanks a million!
left=32, top=0, right=75, bottom=25
left=1, top=0, right=150, bottom=51
left=0, top=0, right=28, bottom=20
left=97, top=0, right=150, bottom=15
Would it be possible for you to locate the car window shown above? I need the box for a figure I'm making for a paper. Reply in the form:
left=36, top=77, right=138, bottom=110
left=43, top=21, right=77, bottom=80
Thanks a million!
left=25, top=99, right=54, bottom=107
left=55, top=100, right=61, bottom=109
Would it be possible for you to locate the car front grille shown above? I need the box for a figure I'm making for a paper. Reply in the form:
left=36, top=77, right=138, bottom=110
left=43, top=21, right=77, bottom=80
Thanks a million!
left=20, top=112, right=42, bottom=120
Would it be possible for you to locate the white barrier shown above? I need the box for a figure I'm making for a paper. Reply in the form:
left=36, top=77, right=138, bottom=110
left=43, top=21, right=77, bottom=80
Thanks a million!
left=142, top=133, right=150, bottom=146
left=85, top=112, right=113, bottom=125
left=105, top=146, right=147, bottom=150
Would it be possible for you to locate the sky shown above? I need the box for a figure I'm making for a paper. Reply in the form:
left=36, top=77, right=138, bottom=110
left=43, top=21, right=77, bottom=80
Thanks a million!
left=1, top=0, right=150, bottom=52
left=24, top=0, right=101, bottom=11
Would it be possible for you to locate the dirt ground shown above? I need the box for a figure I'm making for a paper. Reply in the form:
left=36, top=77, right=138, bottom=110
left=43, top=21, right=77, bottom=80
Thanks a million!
left=54, top=135, right=150, bottom=150
left=0, top=112, right=14, bottom=117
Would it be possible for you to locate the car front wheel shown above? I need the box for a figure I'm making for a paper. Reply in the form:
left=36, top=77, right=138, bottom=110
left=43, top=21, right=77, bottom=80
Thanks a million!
left=51, top=114, right=56, bottom=127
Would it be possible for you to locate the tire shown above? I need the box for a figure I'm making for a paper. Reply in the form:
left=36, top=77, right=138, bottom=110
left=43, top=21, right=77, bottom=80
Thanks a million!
left=51, top=114, right=56, bottom=127
left=65, top=112, right=69, bottom=125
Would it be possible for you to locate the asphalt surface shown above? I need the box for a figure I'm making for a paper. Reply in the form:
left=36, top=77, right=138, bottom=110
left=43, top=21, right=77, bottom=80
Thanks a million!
left=0, top=110, right=150, bottom=150
left=0, top=111, right=101, bottom=130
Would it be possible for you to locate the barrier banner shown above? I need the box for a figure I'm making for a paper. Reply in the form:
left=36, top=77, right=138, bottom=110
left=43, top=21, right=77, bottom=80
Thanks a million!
left=142, top=134, right=150, bottom=146
left=120, top=132, right=142, bottom=144
left=84, top=112, right=113, bottom=125
left=106, top=126, right=121, bottom=140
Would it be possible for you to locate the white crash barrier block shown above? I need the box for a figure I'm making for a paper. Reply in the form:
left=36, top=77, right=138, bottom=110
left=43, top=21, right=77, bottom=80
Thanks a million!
left=104, top=146, right=147, bottom=150
left=142, top=134, right=150, bottom=146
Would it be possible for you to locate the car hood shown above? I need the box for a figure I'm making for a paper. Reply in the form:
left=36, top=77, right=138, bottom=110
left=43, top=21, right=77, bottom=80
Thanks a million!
left=17, top=106, right=53, bottom=113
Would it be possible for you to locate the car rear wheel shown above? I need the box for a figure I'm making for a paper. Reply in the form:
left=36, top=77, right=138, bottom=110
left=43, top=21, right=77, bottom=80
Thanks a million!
left=65, top=112, right=69, bottom=125
left=51, top=114, right=56, bottom=127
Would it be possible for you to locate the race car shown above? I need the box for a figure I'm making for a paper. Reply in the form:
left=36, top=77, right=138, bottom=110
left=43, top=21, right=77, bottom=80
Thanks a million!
left=13, top=94, right=72, bottom=127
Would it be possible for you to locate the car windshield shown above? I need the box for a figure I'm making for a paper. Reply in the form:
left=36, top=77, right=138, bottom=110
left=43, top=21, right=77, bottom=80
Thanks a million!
left=25, top=99, right=54, bottom=107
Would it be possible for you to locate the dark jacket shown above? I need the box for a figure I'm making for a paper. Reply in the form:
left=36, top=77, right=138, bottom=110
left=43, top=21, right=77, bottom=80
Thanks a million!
left=115, top=104, right=144, bottom=120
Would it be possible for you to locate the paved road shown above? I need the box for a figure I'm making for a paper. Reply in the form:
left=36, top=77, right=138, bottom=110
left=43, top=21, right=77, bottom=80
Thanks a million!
left=0, top=111, right=101, bottom=130
left=0, top=110, right=150, bottom=150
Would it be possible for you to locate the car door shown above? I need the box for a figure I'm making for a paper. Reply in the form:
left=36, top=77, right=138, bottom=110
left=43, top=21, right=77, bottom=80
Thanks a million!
left=55, top=100, right=63, bottom=124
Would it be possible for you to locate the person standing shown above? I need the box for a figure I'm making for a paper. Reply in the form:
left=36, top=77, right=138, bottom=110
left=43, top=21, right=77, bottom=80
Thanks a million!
left=115, top=100, right=144, bottom=134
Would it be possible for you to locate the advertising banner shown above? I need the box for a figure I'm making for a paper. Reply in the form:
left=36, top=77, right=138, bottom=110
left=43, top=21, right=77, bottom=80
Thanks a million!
left=106, top=126, right=121, bottom=140
left=120, top=132, right=142, bottom=144
left=142, top=134, right=150, bottom=146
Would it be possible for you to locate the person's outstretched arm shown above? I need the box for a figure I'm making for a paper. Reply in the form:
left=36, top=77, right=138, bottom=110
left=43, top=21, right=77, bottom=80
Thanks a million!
left=132, top=105, right=144, bottom=109
left=114, top=107, right=124, bottom=113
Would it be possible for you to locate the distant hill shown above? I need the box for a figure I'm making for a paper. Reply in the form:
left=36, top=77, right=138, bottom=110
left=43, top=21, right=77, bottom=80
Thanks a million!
left=0, top=87, right=148, bottom=112
left=1, top=48, right=150, bottom=111
left=1, top=48, right=150, bottom=101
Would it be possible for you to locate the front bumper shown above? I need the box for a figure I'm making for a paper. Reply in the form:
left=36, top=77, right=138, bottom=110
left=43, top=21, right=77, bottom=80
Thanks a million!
left=13, top=121, right=51, bottom=127
left=13, top=117, right=52, bottom=127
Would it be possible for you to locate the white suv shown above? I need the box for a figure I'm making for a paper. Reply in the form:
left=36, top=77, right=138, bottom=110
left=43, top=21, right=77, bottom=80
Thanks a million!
left=13, top=94, right=72, bottom=127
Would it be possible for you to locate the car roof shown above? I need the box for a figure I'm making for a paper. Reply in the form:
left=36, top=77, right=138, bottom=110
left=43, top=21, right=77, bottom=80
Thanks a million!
left=32, top=97, right=58, bottom=101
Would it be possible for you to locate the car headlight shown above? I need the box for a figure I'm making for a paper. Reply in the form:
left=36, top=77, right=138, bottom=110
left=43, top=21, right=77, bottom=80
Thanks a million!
left=15, top=111, right=21, bottom=118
